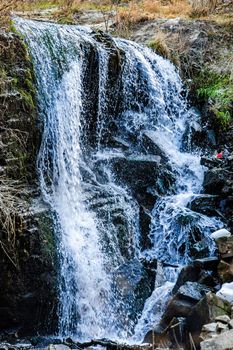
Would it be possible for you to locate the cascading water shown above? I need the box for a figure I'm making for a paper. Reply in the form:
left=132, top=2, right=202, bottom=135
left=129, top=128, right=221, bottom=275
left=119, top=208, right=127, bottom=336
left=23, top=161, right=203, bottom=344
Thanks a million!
left=15, top=17, right=224, bottom=343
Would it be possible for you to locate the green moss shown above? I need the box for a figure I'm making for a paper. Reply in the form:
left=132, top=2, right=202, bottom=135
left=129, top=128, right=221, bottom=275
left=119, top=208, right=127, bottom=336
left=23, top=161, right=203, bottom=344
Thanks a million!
left=196, top=70, right=233, bottom=129
left=37, top=212, right=57, bottom=263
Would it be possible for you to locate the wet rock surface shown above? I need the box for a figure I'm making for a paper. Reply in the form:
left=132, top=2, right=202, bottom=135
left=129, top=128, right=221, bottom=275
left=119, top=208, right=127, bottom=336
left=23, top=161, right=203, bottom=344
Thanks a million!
left=0, top=31, right=58, bottom=335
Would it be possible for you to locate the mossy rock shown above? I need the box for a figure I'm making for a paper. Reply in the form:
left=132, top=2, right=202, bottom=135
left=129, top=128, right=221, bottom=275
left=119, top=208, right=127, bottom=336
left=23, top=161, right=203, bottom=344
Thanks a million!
left=196, top=70, right=233, bottom=130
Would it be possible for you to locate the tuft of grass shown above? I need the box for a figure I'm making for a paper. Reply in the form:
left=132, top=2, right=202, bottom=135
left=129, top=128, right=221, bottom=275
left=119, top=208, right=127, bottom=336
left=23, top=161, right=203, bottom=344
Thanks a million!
left=148, top=32, right=170, bottom=59
left=197, top=70, right=233, bottom=129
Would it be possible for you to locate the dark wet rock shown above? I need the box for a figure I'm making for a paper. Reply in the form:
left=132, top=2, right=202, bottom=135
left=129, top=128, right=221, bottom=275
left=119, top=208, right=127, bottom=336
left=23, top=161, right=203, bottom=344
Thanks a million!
left=191, top=238, right=212, bottom=259
left=165, top=299, right=195, bottom=320
left=143, top=317, right=184, bottom=348
left=200, top=156, right=222, bottom=169
left=203, top=169, right=228, bottom=195
left=138, top=206, right=154, bottom=250
left=160, top=282, right=210, bottom=330
left=0, top=32, right=58, bottom=335
left=173, top=265, right=201, bottom=294
left=110, top=153, right=175, bottom=203
left=81, top=32, right=124, bottom=150
left=112, top=155, right=161, bottom=194
left=112, top=259, right=153, bottom=323
left=189, top=195, right=220, bottom=216
left=198, top=270, right=218, bottom=288
left=193, top=257, right=220, bottom=271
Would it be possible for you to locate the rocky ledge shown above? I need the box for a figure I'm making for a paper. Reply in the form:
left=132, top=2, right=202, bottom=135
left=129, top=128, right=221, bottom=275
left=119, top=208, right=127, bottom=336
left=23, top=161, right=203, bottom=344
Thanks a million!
left=0, top=31, right=58, bottom=336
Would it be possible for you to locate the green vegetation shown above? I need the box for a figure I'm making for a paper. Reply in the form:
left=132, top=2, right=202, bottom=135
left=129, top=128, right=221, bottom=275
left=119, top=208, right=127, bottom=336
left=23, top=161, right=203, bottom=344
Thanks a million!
left=196, top=71, right=233, bottom=129
left=148, top=36, right=170, bottom=60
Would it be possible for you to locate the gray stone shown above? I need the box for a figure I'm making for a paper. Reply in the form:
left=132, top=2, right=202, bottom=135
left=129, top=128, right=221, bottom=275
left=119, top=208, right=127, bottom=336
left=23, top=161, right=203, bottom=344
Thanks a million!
left=200, top=330, right=218, bottom=341
left=229, top=319, right=233, bottom=329
left=216, top=322, right=229, bottom=333
left=47, top=345, right=70, bottom=350
left=215, top=315, right=231, bottom=324
left=202, top=323, right=218, bottom=333
left=200, top=329, right=233, bottom=349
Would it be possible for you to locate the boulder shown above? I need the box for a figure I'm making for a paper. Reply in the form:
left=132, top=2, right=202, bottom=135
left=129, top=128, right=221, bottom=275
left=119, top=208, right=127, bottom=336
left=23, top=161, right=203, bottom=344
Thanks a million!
left=162, top=282, right=210, bottom=325
left=172, top=265, right=201, bottom=293
left=203, top=169, right=227, bottom=195
left=191, top=238, right=212, bottom=259
left=202, top=322, right=217, bottom=333
left=216, top=322, right=229, bottom=332
left=189, top=195, right=220, bottom=216
left=112, top=154, right=160, bottom=194
left=163, top=298, right=194, bottom=319
left=198, top=270, right=218, bottom=288
left=200, top=329, right=233, bottom=350
left=111, top=153, right=175, bottom=201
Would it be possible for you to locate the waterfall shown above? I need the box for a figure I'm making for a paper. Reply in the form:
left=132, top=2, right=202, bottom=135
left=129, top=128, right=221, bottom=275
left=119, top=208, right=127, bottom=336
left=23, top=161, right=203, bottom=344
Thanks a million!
left=15, top=17, right=223, bottom=343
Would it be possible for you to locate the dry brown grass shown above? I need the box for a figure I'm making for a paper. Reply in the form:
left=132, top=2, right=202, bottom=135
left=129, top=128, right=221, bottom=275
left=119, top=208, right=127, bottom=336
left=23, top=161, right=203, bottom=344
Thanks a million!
left=116, top=2, right=150, bottom=26
left=142, top=0, right=192, bottom=18
left=115, top=0, right=192, bottom=34
left=0, top=0, right=230, bottom=31
left=0, top=177, right=29, bottom=269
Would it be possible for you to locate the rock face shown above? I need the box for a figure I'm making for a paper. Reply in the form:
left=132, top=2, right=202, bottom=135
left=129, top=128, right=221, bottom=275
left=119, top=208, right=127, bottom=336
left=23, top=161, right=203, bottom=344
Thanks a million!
left=0, top=31, right=58, bottom=335
left=203, top=169, right=228, bottom=195
left=184, top=293, right=231, bottom=350
left=112, top=259, right=153, bottom=322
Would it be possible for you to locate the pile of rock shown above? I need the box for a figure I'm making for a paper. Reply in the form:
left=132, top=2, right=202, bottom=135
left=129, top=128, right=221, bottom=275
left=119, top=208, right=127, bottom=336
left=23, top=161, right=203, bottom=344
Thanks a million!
left=200, top=315, right=233, bottom=350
